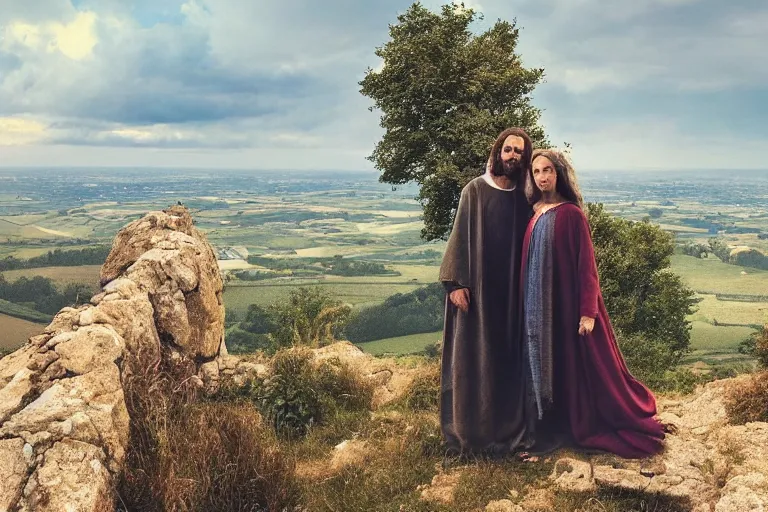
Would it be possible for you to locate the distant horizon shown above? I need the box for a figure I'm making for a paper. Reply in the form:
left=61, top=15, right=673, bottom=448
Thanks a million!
left=1, top=166, right=767, bottom=176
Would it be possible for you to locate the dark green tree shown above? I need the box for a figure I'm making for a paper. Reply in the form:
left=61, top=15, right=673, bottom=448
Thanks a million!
left=587, top=203, right=696, bottom=359
left=708, top=236, right=731, bottom=262
left=360, top=2, right=548, bottom=240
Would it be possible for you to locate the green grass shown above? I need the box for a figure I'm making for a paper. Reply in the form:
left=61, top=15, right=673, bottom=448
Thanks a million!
left=690, top=294, right=768, bottom=327
left=688, top=320, right=756, bottom=352
left=670, top=254, right=768, bottom=296
left=223, top=281, right=425, bottom=315
left=355, top=331, right=442, bottom=356
left=0, top=298, right=52, bottom=323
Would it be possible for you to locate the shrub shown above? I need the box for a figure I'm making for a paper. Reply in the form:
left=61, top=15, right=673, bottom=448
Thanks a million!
left=232, top=348, right=374, bottom=439
left=117, top=347, right=298, bottom=511
left=725, top=371, right=768, bottom=425
left=753, top=325, right=768, bottom=368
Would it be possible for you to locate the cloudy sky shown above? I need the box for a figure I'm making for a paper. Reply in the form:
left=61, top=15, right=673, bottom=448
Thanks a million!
left=0, top=0, right=766, bottom=172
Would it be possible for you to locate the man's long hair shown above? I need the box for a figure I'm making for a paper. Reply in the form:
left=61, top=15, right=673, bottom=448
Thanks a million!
left=486, top=127, right=533, bottom=189
left=528, top=149, right=585, bottom=210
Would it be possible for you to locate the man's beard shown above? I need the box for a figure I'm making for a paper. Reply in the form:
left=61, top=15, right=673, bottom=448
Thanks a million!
left=492, top=158, right=524, bottom=179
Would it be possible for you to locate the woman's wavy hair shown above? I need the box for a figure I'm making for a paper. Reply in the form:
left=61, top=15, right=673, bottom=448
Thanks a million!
left=527, top=149, right=584, bottom=210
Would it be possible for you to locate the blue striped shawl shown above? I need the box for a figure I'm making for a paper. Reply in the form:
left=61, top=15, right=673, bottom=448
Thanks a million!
left=524, top=210, right=555, bottom=419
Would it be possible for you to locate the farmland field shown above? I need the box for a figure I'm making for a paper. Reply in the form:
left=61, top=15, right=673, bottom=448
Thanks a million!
left=0, top=313, right=45, bottom=351
left=3, top=265, right=102, bottom=289
left=355, top=331, right=442, bottom=356
left=1, top=168, right=766, bottom=370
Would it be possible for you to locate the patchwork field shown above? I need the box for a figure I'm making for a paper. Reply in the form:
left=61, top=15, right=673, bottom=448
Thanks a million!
left=3, top=265, right=102, bottom=289
left=1, top=168, right=766, bottom=371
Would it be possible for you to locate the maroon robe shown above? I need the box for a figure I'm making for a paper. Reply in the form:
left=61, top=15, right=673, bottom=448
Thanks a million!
left=521, top=202, right=665, bottom=459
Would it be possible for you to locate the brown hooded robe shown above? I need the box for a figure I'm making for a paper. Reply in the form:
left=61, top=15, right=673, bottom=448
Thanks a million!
left=439, top=173, right=533, bottom=454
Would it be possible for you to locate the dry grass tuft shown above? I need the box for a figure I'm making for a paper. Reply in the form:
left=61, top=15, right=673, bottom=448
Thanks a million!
left=724, top=370, right=768, bottom=424
left=116, top=347, right=298, bottom=512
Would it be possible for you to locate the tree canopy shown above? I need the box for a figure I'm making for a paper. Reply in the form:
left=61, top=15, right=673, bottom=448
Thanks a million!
left=360, top=2, right=548, bottom=240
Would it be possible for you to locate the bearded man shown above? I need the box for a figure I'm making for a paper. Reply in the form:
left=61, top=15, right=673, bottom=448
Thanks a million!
left=438, top=127, right=535, bottom=456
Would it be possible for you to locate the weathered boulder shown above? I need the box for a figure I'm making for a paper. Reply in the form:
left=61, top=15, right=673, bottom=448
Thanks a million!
left=0, top=205, right=226, bottom=512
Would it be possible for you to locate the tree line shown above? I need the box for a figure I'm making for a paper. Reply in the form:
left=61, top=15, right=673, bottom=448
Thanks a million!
left=683, top=237, right=768, bottom=271
left=0, top=273, right=92, bottom=316
left=0, top=246, right=111, bottom=271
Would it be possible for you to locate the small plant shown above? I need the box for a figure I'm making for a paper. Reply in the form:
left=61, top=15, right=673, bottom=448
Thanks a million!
left=227, top=348, right=374, bottom=439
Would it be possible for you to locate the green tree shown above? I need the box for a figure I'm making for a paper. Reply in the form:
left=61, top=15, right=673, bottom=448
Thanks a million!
left=647, top=207, right=663, bottom=219
left=359, top=2, right=548, bottom=240
left=708, top=236, right=731, bottom=262
left=269, top=287, right=351, bottom=349
left=587, top=203, right=696, bottom=359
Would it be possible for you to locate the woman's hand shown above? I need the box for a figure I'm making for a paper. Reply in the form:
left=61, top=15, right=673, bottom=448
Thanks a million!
left=578, top=316, right=595, bottom=336
left=449, top=288, right=470, bottom=313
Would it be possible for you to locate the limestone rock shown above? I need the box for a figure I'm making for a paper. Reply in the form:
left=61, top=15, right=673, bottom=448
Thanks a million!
left=0, top=205, right=227, bottom=512
left=18, top=440, right=113, bottom=512
left=0, top=438, right=29, bottom=512
left=419, top=469, right=464, bottom=505
left=485, top=499, right=524, bottom=512
left=330, top=440, right=369, bottom=472
left=100, top=205, right=224, bottom=360
left=550, top=457, right=595, bottom=492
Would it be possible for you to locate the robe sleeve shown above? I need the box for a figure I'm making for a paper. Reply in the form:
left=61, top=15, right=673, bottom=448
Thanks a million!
left=563, top=204, right=600, bottom=319
left=439, top=185, right=473, bottom=293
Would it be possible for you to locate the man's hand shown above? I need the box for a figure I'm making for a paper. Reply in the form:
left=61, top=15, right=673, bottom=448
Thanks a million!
left=578, top=316, right=595, bottom=336
left=449, top=288, right=470, bottom=313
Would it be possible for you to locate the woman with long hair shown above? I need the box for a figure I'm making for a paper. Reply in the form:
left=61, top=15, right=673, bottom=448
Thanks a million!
left=518, top=149, right=665, bottom=459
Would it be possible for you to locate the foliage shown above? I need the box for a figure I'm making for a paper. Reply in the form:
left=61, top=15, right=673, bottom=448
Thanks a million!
left=731, top=248, right=768, bottom=271
left=359, top=2, right=548, bottom=240
left=322, top=256, right=397, bottom=277
left=244, top=255, right=396, bottom=278
left=345, top=283, right=445, bottom=342
left=0, top=296, right=52, bottom=323
left=117, top=348, right=298, bottom=511
left=708, top=236, right=731, bottom=263
left=587, top=203, right=696, bottom=360
left=617, top=332, right=703, bottom=393
left=725, top=371, right=768, bottom=424
left=0, top=246, right=110, bottom=271
left=681, top=242, right=709, bottom=259
left=269, top=287, right=352, bottom=349
left=228, top=348, right=374, bottom=440
left=224, top=327, right=272, bottom=354
left=0, top=273, right=90, bottom=315
left=739, top=324, right=768, bottom=368
left=618, top=332, right=678, bottom=389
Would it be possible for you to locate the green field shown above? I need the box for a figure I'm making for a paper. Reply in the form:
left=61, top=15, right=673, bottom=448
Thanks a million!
left=0, top=298, right=52, bottom=323
left=224, top=280, right=426, bottom=316
left=355, top=331, right=442, bottom=356
left=670, top=254, right=768, bottom=296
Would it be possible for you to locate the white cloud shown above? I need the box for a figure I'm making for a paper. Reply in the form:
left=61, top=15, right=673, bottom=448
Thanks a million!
left=2, top=11, right=98, bottom=60
left=0, top=117, right=47, bottom=145
left=0, top=0, right=765, bottom=172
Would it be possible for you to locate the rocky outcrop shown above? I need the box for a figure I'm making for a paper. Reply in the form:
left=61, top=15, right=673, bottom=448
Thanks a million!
left=549, top=376, right=768, bottom=512
left=0, top=206, right=226, bottom=512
